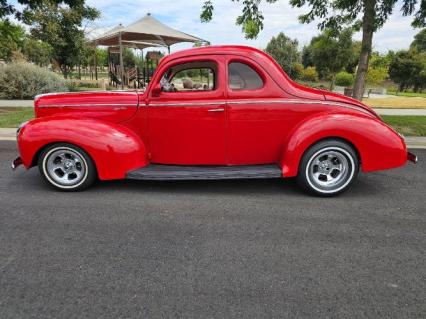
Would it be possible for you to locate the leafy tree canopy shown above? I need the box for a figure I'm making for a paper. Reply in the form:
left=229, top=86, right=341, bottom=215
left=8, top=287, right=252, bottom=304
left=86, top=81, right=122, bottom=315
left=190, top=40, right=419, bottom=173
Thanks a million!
left=22, top=38, right=53, bottom=66
left=411, top=28, right=426, bottom=52
left=20, top=0, right=99, bottom=77
left=265, top=32, right=300, bottom=78
left=0, top=20, right=25, bottom=61
left=389, top=50, right=424, bottom=91
left=201, top=0, right=425, bottom=40
left=1, top=0, right=91, bottom=20
left=307, top=28, right=355, bottom=88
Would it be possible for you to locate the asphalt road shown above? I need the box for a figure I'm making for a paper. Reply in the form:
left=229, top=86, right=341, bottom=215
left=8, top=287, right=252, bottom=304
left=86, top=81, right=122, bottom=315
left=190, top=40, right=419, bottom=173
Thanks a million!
left=1, top=141, right=425, bottom=318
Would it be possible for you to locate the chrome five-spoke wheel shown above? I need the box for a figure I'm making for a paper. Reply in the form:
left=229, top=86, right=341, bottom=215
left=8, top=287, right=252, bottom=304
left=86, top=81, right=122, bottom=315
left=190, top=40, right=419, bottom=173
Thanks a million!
left=297, top=140, right=359, bottom=196
left=38, top=143, right=96, bottom=191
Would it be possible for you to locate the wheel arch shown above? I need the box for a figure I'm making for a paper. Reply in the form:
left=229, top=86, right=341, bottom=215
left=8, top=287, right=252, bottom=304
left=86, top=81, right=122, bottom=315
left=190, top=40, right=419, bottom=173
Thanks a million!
left=31, top=141, right=99, bottom=175
left=18, top=116, right=149, bottom=180
left=279, top=113, right=407, bottom=177
left=297, top=136, right=361, bottom=170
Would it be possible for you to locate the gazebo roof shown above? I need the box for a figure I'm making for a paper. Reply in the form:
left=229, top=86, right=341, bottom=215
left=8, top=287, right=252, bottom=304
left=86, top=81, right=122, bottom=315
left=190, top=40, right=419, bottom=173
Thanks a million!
left=91, top=13, right=206, bottom=47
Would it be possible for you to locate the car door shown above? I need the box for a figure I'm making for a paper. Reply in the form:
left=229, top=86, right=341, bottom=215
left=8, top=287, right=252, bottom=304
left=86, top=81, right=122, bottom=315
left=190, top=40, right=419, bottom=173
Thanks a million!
left=147, top=56, right=227, bottom=165
left=226, top=57, right=296, bottom=165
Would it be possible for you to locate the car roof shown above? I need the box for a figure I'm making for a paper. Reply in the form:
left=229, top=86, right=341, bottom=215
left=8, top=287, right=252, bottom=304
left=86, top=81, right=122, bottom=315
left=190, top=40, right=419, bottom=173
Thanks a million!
left=161, top=45, right=270, bottom=63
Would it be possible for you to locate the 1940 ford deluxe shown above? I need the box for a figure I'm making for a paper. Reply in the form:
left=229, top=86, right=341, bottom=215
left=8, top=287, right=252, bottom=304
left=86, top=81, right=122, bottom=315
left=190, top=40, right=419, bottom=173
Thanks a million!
left=13, top=45, right=417, bottom=196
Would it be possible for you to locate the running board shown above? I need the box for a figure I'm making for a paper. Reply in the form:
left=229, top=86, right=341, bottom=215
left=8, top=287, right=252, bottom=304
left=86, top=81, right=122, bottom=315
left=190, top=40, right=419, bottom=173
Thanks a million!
left=126, top=164, right=282, bottom=181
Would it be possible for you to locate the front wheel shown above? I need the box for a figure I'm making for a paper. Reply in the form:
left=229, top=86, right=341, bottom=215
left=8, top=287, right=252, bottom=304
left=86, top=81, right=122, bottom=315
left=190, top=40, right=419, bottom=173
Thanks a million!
left=297, top=140, right=359, bottom=196
left=38, top=143, right=97, bottom=191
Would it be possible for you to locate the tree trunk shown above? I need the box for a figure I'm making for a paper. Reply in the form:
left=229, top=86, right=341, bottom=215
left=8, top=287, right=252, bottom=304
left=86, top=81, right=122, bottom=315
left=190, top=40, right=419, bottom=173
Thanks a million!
left=352, top=0, right=376, bottom=100
left=329, top=73, right=336, bottom=91
left=62, top=66, right=68, bottom=79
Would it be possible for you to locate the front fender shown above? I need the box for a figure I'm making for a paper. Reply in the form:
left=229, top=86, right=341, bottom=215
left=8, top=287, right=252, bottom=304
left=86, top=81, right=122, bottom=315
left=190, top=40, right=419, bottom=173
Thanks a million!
left=18, top=116, right=148, bottom=180
left=280, top=113, right=407, bottom=177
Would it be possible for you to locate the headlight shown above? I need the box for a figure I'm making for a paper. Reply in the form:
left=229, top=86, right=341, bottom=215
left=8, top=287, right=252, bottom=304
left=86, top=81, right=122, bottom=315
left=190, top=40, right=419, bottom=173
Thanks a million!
left=16, top=121, right=29, bottom=138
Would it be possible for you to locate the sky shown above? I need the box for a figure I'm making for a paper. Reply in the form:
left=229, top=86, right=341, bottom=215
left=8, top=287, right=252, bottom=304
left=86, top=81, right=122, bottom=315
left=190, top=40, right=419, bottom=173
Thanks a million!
left=15, top=0, right=424, bottom=54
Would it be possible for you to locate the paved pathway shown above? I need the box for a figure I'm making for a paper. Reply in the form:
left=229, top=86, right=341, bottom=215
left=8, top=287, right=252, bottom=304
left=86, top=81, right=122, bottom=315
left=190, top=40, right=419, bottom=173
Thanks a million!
left=374, top=108, right=426, bottom=116
left=0, top=100, right=33, bottom=107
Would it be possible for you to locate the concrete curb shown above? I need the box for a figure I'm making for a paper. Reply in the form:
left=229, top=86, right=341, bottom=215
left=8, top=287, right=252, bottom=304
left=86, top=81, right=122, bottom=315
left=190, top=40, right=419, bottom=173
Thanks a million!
left=0, top=128, right=16, bottom=141
left=1, top=128, right=425, bottom=149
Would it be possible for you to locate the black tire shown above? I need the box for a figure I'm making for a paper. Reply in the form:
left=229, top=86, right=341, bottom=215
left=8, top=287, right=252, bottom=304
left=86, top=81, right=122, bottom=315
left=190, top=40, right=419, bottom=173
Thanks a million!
left=297, top=139, right=359, bottom=196
left=38, top=143, right=97, bottom=191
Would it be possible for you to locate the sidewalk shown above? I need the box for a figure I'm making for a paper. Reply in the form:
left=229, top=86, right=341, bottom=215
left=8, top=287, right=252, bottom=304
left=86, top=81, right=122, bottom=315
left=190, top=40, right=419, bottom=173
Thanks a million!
left=1, top=127, right=425, bottom=148
left=374, top=108, right=426, bottom=116
left=0, top=100, right=33, bottom=107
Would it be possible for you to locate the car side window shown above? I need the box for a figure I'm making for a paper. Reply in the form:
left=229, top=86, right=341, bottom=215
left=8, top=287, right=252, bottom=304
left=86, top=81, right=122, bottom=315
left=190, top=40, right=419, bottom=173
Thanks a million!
left=228, top=62, right=263, bottom=90
left=160, top=62, right=216, bottom=92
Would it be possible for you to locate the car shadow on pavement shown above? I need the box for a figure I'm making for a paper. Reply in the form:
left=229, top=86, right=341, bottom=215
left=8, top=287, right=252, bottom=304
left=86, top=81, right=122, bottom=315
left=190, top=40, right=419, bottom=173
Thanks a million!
left=92, top=174, right=380, bottom=198
left=12, top=167, right=380, bottom=198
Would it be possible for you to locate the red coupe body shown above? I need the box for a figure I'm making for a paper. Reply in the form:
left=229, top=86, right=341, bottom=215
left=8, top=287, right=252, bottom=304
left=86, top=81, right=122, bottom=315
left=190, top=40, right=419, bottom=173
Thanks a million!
left=15, top=45, right=413, bottom=193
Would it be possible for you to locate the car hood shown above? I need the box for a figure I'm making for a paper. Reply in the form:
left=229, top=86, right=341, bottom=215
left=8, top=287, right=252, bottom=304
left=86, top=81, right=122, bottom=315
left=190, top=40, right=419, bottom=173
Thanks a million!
left=34, top=91, right=139, bottom=123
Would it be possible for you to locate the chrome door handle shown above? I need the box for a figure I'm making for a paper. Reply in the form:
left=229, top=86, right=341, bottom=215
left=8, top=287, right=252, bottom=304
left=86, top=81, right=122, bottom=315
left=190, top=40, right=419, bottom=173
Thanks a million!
left=207, top=108, right=225, bottom=112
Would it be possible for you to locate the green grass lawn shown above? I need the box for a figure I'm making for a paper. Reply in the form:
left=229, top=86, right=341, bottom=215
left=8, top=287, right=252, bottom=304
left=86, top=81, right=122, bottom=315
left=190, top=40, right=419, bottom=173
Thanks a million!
left=387, top=90, right=426, bottom=98
left=0, top=107, right=34, bottom=128
left=1, top=107, right=426, bottom=137
left=381, top=115, right=426, bottom=137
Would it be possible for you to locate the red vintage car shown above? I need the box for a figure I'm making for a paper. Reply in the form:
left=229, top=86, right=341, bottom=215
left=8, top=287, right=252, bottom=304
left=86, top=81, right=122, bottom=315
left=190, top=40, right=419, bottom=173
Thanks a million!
left=13, top=45, right=417, bottom=195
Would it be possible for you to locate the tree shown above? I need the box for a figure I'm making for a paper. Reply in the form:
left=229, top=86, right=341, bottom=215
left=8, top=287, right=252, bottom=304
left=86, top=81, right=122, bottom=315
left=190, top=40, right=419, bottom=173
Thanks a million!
left=0, top=0, right=14, bottom=19
left=265, top=32, right=300, bottom=78
left=96, top=48, right=108, bottom=68
left=366, top=66, right=388, bottom=86
left=201, top=0, right=426, bottom=100
left=22, top=38, right=52, bottom=66
left=388, top=50, right=422, bottom=91
left=1, top=0, right=90, bottom=19
left=412, top=52, right=426, bottom=91
left=309, top=29, right=355, bottom=90
left=123, top=48, right=136, bottom=68
left=85, top=47, right=108, bottom=68
left=345, top=41, right=361, bottom=74
left=362, top=51, right=391, bottom=86
left=301, top=45, right=314, bottom=68
left=0, top=20, right=25, bottom=61
left=21, top=1, right=99, bottom=78
left=411, top=29, right=426, bottom=52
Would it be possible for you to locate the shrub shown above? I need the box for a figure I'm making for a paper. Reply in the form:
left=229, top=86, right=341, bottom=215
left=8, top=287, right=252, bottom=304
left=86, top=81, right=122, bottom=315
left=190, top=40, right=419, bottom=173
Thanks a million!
left=292, top=62, right=304, bottom=80
left=335, top=71, right=354, bottom=87
left=300, top=66, right=319, bottom=82
left=66, top=81, right=79, bottom=92
left=366, top=67, right=388, bottom=86
left=0, top=62, right=68, bottom=99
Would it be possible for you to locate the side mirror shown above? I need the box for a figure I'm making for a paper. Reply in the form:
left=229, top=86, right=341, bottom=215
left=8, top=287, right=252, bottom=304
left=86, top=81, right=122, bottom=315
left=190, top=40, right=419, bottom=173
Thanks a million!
left=152, top=84, right=161, bottom=97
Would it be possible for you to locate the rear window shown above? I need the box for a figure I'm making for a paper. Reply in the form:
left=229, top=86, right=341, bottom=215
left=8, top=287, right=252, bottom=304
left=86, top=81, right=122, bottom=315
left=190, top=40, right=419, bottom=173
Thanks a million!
left=228, top=62, right=263, bottom=90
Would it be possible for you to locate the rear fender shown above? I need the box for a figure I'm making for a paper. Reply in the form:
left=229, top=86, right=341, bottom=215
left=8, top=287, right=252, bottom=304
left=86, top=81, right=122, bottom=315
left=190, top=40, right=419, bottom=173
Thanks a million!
left=18, top=116, right=148, bottom=180
left=280, top=113, right=407, bottom=177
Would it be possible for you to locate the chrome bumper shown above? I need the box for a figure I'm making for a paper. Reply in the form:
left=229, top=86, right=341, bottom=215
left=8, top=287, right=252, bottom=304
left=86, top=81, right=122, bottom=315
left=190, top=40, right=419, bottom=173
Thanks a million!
left=12, top=157, right=23, bottom=170
left=407, top=152, right=418, bottom=164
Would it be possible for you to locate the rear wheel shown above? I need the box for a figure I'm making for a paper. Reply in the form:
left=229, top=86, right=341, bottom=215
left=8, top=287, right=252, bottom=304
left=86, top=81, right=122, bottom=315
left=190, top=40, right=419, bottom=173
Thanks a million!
left=297, top=140, right=359, bottom=196
left=38, top=143, right=96, bottom=191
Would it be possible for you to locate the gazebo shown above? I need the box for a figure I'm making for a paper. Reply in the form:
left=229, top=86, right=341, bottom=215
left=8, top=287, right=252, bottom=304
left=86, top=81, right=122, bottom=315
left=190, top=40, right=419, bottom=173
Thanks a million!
left=90, top=13, right=207, bottom=88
